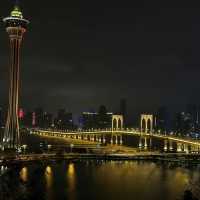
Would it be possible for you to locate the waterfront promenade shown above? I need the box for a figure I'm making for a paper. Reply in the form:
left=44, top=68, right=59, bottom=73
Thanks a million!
left=1, top=151, right=200, bottom=166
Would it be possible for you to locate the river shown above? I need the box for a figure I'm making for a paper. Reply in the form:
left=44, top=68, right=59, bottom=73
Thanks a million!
left=1, top=160, right=200, bottom=200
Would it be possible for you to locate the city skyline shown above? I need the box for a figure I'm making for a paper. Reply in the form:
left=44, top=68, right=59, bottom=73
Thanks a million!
left=0, top=1, right=200, bottom=117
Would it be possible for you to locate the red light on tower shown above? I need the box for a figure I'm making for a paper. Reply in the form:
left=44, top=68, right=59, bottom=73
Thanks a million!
left=19, top=108, right=24, bottom=119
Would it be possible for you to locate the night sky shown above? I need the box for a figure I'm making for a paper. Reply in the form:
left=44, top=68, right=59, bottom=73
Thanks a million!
left=0, top=0, right=200, bottom=121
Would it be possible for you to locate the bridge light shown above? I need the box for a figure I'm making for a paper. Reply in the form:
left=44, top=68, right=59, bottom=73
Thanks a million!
left=22, top=144, right=27, bottom=150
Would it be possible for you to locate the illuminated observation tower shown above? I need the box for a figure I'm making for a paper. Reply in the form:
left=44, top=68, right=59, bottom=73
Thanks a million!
left=2, top=3, right=29, bottom=149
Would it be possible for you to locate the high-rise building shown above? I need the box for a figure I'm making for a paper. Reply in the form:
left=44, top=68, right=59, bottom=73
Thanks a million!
left=18, top=108, right=25, bottom=127
left=82, top=112, right=98, bottom=129
left=0, top=107, right=3, bottom=144
left=34, top=108, right=44, bottom=128
left=156, top=106, right=170, bottom=133
left=186, top=104, right=200, bottom=129
left=54, top=109, right=73, bottom=130
left=120, top=99, right=127, bottom=126
left=0, top=107, right=2, bottom=128
left=2, top=3, right=29, bottom=149
left=174, top=112, right=192, bottom=136
left=32, top=112, right=36, bottom=127
left=81, top=105, right=113, bottom=129
left=97, top=105, right=112, bottom=129
left=43, top=112, right=53, bottom=128
left=23, top=111, right=34, bottom=128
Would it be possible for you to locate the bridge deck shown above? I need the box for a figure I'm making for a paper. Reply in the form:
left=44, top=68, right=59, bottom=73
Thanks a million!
left=33, top=129, right=200, bottom=147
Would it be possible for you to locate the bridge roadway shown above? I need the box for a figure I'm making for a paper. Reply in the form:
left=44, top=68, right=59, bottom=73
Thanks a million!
left=32, top=129, right=200, bottom=147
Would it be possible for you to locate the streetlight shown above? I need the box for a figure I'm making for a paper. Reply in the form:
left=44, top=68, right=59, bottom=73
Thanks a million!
left=70, top=144, right=74, bottom=153
left=47, top=145, right=52, bottom=152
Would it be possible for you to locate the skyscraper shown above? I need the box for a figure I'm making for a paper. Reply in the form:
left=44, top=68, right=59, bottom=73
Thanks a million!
left=2, top=3, right=29, bottom=149
left=0, top=107, right=2, bottom=127
left=54, top=109, right=73, bottom=130
left=120, top=99, right=127, bottom=126
left=34, top=107, right=44, bottom=128
left=156, top=106, right=170, bottom=133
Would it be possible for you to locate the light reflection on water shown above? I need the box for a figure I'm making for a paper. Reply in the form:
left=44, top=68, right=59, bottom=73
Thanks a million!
left=67, top=163, right=76, bottom=200
left=1, top=161, right=200, bottom=200
left=20, top=167, right=28, bottom=182
left=45, top=166, right=53, bottom=188
left=45, top=165, right=53, bottom=200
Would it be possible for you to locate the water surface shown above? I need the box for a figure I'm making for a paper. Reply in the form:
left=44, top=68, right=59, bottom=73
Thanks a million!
left=1, top=160, right=200, bottom=200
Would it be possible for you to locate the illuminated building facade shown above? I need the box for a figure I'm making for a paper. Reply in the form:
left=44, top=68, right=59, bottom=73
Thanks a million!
left=2, top=3, right=29, bottom=149
left=54, top=109, right=73, bottom=130
left=81, top=111, right=113, bottom=129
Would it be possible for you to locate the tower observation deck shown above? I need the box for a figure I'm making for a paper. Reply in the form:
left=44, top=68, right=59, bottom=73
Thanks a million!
left=1, top=3, right=29, bottom=149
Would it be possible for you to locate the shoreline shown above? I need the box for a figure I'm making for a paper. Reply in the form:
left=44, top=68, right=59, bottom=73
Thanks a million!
left=1, top=152, right=200, bottom=165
